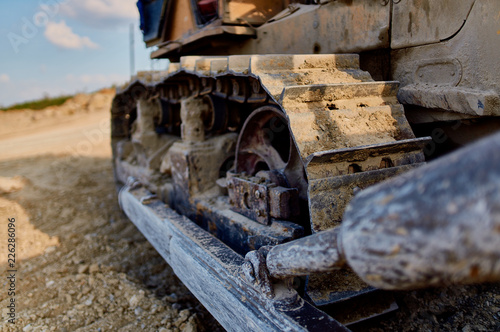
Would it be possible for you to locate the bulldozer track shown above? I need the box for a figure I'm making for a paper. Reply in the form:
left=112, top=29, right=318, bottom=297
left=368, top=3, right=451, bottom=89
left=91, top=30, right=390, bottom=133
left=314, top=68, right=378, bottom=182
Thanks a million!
left=111, top=54, right=431, bottom=327
left=112, top=53, right=423, bottom=180
left=112, top=53, right=428, bottom=233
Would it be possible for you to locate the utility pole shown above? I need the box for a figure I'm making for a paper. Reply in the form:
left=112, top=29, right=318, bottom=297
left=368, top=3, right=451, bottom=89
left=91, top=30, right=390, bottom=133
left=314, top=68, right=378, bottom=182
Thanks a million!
left=130, top=23, right=135, bottom=78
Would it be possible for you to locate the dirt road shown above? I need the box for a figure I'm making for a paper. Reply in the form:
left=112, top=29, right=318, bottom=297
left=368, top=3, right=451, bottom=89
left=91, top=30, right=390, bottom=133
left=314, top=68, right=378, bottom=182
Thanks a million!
left=0, top=91, right=499, bottom=332
left=0, top=92, right=221, bottom=331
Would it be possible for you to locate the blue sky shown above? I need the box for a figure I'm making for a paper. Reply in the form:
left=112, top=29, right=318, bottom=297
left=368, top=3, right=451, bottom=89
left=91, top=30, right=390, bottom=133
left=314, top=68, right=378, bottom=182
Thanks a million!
left=0, top=0, right=168, bottom=107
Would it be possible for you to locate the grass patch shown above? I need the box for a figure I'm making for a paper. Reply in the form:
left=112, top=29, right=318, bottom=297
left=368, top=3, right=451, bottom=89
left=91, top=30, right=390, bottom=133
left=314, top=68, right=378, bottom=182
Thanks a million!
left=1, top=95, right=73, bottom=111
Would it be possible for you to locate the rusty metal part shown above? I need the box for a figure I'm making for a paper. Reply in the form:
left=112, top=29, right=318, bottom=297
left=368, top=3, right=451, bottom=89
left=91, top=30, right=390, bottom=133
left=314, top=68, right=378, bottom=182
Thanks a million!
left=269, top=186, right=300, bottom=220
left=342, top=130, right=500, bottom=290
left=306, top=138, right=430, bottom=232
left=305, top=137, right=430, bottom=180
left=314, top=288, right=399, bottom=328
left=157, top=99, right=181, bottom=135
left=247, top=77, right=267, bottom=103
left=280, top=81, right=417, bottom=161
left=113, top=54, right=429, bottom=314
left=265, top=227, right=345, bottom=279
left=242, top=130, right=500, bottom=291
left=316, top=289, right=398, bottom=326
left=168, top=135, right=237, bottom=199
left=124, top=97, right=181, bottom=175
left=306, top=269, right=374, bottom=307
left=200, top=76, right=215, bottom=95
left=228, top=77, right=250, bottom=103
left=191, top=198, right=304, bottom=255
left=180, top=96, right=209, bottom=142
left=213, top=77, right=232, bottom=99
left=227, top=174, right=300, bottom=225
left=232, top=105, right=308, bottom=225
left=243, top=246, right=274, bottom=298
left=201, top=94, right=228, bottom=134
left=111, top=80, right=151, bottom=140
left=235, top=106, right=291, bottom=175
left=308, top=164, right=422, bottom=232
left=227, top=175, right=272, bottom=225
left=120, top=184, right=348, bottom=332
left=166, top=136, right=304, bottom=254
left=234, top=104, right=309, bottom=200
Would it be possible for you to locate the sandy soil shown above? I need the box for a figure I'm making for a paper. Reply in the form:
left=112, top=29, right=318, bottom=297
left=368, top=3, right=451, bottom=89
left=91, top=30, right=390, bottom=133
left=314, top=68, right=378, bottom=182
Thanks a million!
left=0, top=91, right=221, bottom=331
left=0, top=90, right=499, bottom=332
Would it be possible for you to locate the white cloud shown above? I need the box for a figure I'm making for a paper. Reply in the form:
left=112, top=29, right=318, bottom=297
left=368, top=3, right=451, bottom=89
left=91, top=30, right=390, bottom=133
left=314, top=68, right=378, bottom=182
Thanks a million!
left=0, top=74, right=10, bottom=83
left=60, top=0, right=138, bottom=28
left=44, top=20, right=98, bottom=49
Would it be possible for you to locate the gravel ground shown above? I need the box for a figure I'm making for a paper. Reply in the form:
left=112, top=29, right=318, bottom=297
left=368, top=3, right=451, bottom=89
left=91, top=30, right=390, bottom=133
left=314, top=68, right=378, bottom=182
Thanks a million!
left=0, top=154, right=222, bottom=331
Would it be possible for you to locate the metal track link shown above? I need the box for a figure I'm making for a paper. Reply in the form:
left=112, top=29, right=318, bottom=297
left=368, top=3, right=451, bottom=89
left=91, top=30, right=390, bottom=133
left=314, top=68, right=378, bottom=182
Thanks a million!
left=112, top=53, right=428, bottom=229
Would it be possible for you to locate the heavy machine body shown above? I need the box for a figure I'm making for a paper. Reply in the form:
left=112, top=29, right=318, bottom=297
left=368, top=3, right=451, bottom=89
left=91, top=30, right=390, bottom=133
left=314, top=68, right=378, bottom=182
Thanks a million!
left=112, top=1, right=500, bottom=330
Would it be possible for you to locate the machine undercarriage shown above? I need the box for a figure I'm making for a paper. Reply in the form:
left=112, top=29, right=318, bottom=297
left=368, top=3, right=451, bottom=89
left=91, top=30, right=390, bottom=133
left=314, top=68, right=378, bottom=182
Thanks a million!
left=112, top=54, right=434, bottom=327
left=111, top=1, right=500, bottom=330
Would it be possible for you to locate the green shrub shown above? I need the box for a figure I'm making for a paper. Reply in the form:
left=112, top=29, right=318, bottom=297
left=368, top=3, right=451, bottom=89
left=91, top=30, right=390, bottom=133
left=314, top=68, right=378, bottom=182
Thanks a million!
left=1, top=95, right=73, bottom=111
